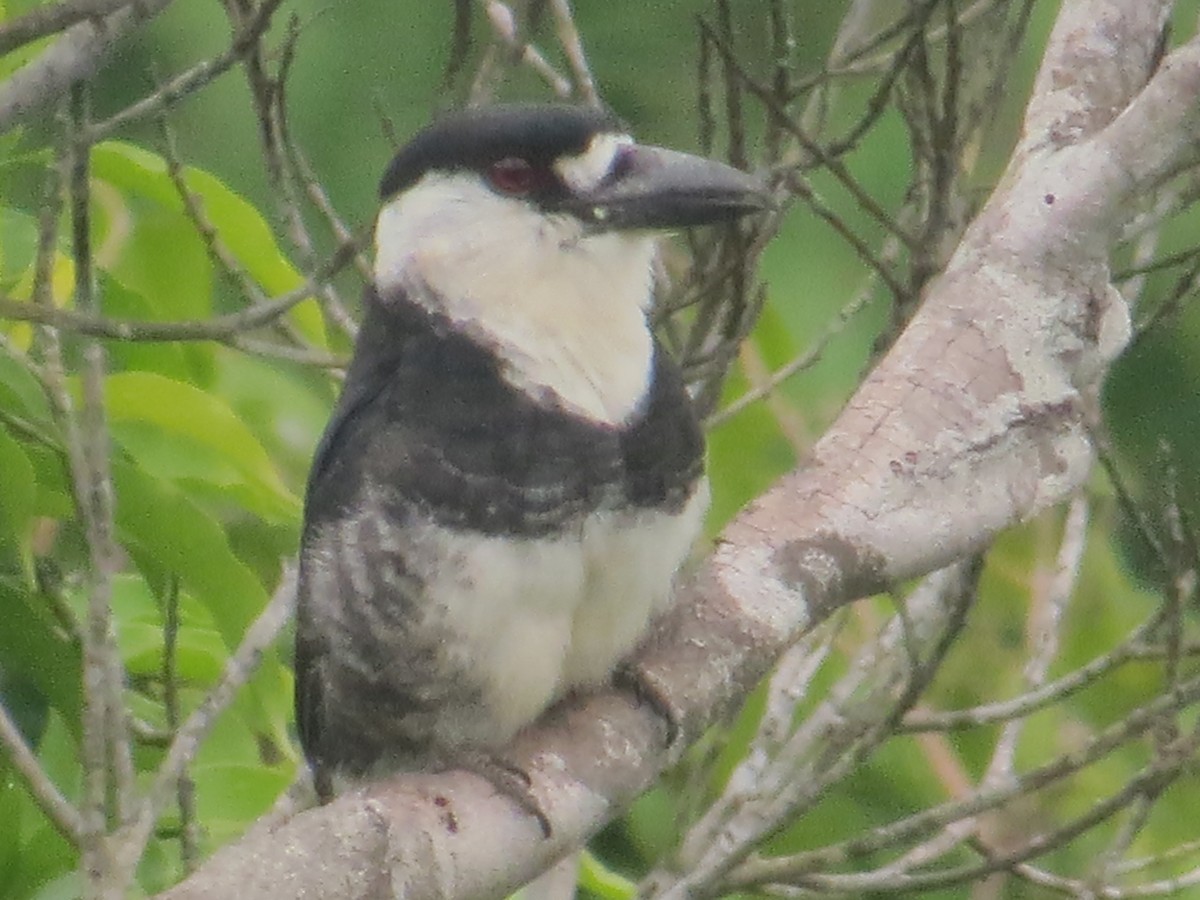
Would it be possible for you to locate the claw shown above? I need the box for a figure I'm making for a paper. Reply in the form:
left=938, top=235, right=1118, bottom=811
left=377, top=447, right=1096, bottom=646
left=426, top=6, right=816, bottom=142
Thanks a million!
left=615, top=661, right=681, bottom=747
left=448, top=750, right=552, bottom=838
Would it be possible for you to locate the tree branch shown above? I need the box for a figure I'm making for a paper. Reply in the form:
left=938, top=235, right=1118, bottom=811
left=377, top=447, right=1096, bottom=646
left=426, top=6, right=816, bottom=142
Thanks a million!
left=0, top=240, right=359, bottom=344
left=155, top=2, right=1200, bottom=897
left=0, top=0, right=178, bottom=135
left=0, top=700, right=84, bottom=844
left=0, top=0, right=135, bottom=57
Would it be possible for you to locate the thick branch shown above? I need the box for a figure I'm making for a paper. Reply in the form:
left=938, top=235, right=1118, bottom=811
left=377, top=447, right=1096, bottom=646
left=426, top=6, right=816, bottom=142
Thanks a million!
left=157, top=3, right=1200, bottom=898
left=0, top=0, right=177, bottom=134
left=0, top=0, right=134, bottom=57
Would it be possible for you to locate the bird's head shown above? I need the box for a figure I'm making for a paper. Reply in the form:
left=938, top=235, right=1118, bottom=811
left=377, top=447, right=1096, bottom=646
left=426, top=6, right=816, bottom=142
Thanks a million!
left=371, top=103, right=769, bottom=424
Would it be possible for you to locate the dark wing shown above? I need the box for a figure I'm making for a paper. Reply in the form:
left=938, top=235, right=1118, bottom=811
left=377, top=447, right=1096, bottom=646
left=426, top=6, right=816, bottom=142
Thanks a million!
left=619, top=340, right=705, bottom=511
left=292, top=624, right=334, bottom=800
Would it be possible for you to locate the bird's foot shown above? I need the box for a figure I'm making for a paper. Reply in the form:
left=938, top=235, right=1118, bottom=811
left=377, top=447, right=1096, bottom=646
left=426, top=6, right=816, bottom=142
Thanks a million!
left=615, top=660, right=683, bottom=748
left=311, top=762, right=335, bottom=805
left=445, top=750, right=551, bottom=838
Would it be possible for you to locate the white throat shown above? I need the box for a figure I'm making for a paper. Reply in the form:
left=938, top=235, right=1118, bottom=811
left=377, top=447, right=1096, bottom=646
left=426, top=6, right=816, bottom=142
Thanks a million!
left=374, top=173, right=658, bottom=426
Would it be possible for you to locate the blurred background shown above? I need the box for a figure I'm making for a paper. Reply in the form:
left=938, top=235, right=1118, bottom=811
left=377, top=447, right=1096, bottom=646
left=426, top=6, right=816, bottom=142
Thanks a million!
left=4, top=1, right=1200, bottom=897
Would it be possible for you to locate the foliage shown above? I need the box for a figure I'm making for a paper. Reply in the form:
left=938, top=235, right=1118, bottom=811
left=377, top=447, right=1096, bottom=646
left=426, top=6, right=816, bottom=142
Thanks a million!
left=0, top=135, right=317, bottom=894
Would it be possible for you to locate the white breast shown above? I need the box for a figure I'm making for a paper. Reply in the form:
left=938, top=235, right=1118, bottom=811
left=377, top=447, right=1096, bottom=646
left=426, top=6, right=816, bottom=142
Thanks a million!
left=374, top=173, right=659, bottom=427
left=410, top=482, right=709, bottom=746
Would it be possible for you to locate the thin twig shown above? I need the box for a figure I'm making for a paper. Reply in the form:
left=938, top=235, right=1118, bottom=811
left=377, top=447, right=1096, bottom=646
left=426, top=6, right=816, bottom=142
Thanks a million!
left=260, top=21, right=363, bottom=339
left=831, top=0, right=1005, bottom=78
left=726, top=672, right=1200, bottom=890
left=479, top=0, right=572, bottom=98
left=900, top=607, right=1170, bottom=734
left=158, top=115, right=273, bottom=309
left=0, top=701, right=84, bottom=844
left=548, top=0, right=597, bottom=104
left=783, top=170, right=908, bottom=299
left=698, top=16, right=918, bottom=250
left=0, top=240, right=360, bottom=342
left=661, top=561, right=979, bottom=896
left=58, top=86, right=130, bottom=886
left=85, top=0, right=284, bottom=142
left=754, top=728, right=1200, bottom=894
left=161, top=578, right=199, bottom=871
left=124, top=570, right=298, bottom=857
left=706, top=265, right=881, bottom=427
left=986, top=496, right=1088, bottom=782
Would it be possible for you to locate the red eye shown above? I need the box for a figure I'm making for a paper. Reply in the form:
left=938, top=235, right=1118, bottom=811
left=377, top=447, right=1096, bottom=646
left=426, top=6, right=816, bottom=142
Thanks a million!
left=487, top=157, right=540, bottom=195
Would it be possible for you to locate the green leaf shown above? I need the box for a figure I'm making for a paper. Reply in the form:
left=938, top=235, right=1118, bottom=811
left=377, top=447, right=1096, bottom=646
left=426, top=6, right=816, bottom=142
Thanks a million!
left=190, top=762, right=293, bottom=846
left=0, top=425, right=35, bottom=542
left=111, top=460, right=292, bottom=754
left=0, top=770, right=24, bottom=892
left=24, top=444, right=74, bottom=522
left=105, top=371, right=300, bottom=524
left=28, top=872, right=85, bottom=900
left=135, top=837, right=174, bottom=897
left=100, top=274, right=207, bottom=383
left=90, top=141, right=326, bottom=349
left=112, top=458, right=268, bottom=646
left=213, top=348, right=333, bottom=482
left=0, top=206, right=38, bottom=290
left=576, top=850, right=636, bottom=900
left=90, top=143, right=212, bottom=323
left=112, top=573, right=228, bottom=683
left=179, top=167, right=305, bottom=299
left=0, top=343, right=52, bottom=423
left=0, top=579, right=82, bottom=742
left=1, top=712, right=79, bottom=899
left=91, top=142, right=184, bottom=212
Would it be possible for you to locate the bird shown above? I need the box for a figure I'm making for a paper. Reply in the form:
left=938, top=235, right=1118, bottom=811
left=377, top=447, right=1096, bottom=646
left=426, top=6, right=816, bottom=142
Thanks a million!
left=293, top=102, right=768, bottom=820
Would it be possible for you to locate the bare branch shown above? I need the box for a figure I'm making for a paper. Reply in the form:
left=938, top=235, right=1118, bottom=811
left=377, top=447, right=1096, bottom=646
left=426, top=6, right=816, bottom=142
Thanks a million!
left=161, top=579, right=199, bottom=872
left=726, top=673, right=1200, bottom=892
left=899, top=611, right=1165, bottom=733
left=0, top=0, right=1136, bottom=896
left=979, top=494, right=1088, bottom=789
left=47, top=84, right=136, bottom=896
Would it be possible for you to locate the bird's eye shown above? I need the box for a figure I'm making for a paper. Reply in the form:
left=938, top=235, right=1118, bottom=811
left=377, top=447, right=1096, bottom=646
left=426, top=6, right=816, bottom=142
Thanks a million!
left=487, top=157, right=541, bottom=196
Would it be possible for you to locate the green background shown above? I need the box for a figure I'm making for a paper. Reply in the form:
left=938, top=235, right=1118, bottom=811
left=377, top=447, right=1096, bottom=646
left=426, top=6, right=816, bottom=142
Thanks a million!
left=2, top=1, right=1200, bottom=896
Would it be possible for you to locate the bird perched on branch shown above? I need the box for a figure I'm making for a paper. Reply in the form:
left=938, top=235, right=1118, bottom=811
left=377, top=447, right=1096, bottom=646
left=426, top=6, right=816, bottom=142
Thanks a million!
left=294, top=103, right=768, bottom=822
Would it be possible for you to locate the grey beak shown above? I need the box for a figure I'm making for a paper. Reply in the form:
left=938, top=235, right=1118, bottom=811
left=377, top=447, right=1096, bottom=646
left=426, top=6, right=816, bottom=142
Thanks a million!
left=571, top=145, right=771, bottom=231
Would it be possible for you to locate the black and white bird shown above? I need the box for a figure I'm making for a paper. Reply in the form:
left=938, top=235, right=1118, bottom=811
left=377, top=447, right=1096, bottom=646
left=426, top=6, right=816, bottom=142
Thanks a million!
left=294, top=103, right=768, bottom=810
